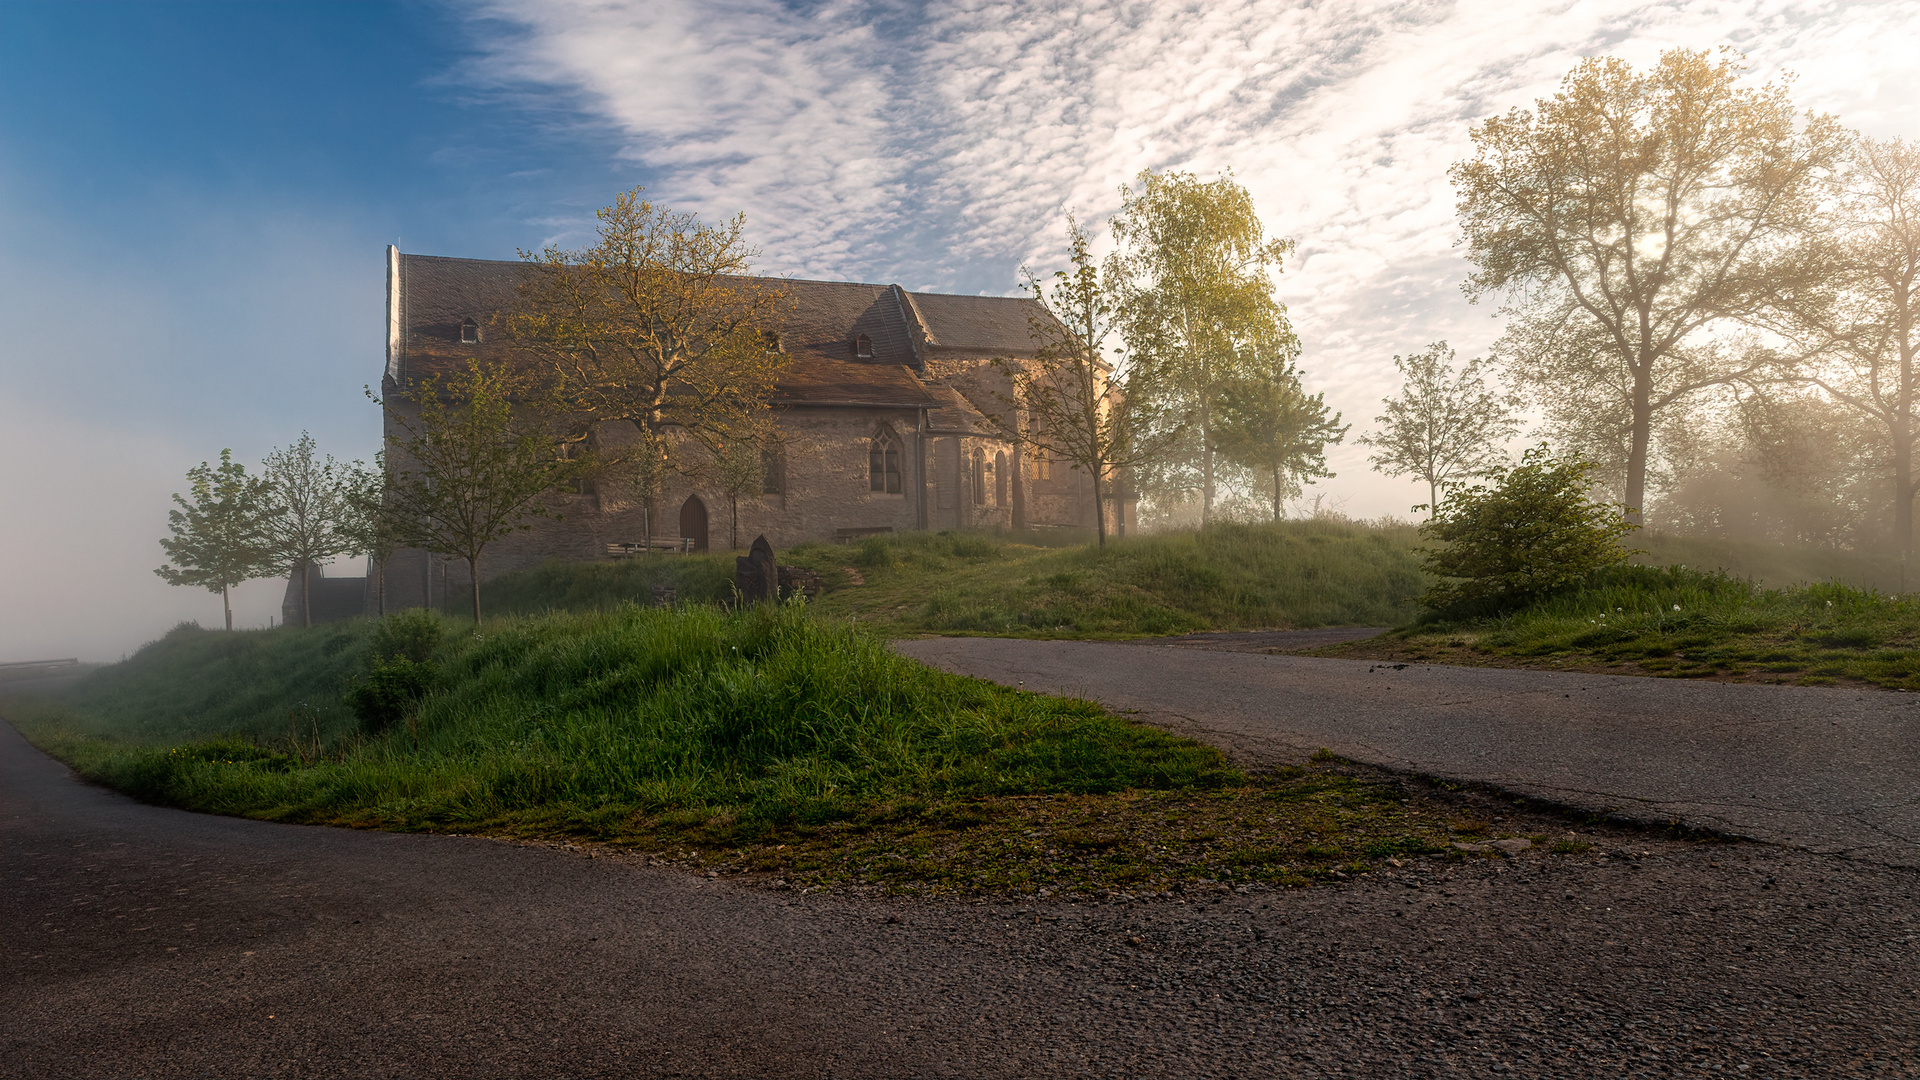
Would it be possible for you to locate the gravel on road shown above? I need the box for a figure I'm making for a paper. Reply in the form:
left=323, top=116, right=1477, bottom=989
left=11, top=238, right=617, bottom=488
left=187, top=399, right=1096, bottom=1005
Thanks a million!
left=6, top=712, right=1920, bottom=1077
left=895, top=636, right=1920, bottom=867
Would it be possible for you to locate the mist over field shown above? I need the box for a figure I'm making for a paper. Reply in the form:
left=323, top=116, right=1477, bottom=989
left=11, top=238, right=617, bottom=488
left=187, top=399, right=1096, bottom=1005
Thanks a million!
left=3, top=1, right=1918, bottom=660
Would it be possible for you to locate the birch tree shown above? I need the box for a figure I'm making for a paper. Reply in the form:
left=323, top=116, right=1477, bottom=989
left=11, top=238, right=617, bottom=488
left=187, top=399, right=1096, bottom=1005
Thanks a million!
left=1109, top=170, right=1296, bottom=525
left=1359, top=342, right=1521, bottom=516
left=1451, top=48, right=1846, bottom=521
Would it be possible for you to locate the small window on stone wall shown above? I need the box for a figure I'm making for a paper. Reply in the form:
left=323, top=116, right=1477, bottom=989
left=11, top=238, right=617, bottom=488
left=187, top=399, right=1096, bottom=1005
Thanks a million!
left=762, top=444, right=786, bottom=494
left=855, top=333, right=873, bottom=358
left=460, top=319, right=479, bottom=344
left=869, top=430, right=902, bottom=494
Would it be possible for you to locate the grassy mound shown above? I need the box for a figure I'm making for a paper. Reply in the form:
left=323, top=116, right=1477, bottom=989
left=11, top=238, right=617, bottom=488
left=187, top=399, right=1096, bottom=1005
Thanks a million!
left=481, top=519, right=1432, bottom=635
left=12, top=606, right=1544, bottom=898
left=1343, top=565, right=1920, bottom=688
left=19, top=606, right=1234, bottom=835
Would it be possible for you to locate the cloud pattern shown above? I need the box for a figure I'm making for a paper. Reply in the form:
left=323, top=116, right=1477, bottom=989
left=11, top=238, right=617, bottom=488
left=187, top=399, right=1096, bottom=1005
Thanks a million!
left=467, top=0, right=1920, bottom=516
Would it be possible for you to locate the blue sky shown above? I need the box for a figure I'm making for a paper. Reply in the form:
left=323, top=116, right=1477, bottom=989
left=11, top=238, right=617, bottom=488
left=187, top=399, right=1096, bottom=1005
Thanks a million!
left=3, top=1, right=1917, bottom=659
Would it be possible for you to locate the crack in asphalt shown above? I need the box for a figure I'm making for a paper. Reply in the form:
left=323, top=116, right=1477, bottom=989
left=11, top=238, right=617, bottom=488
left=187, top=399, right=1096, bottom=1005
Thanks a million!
left=895, top=637, right=1920, bottom=868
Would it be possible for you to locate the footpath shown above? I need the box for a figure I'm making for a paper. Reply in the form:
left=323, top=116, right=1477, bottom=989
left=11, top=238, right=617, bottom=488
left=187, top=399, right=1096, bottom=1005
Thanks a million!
left=896, top=636, right=1920, bottom=866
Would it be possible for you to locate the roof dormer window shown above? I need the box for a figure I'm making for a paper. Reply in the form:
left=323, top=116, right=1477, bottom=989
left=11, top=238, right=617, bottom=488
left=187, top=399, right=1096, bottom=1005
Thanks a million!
left=460, top=319, right=479, bottom=344
left=854, top=333, right=872, bottom=358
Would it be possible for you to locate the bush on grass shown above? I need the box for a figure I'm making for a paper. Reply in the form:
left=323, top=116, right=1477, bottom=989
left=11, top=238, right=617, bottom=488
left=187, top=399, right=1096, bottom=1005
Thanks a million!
left=1419, top=448, right=1638, bottom=617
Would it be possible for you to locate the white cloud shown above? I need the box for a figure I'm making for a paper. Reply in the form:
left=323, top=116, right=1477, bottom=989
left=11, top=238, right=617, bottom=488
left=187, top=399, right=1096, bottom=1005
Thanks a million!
left=468, top=0, right=1920, bottom=517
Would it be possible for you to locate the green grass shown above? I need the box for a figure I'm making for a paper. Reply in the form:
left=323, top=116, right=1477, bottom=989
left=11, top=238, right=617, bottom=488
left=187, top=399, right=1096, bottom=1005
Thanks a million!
left=9, top=604, right=1518, bottom=897
left=1345, top=564, right=1920, bottom=689
left=18, top=605, right=1235, bottom=833
left=481, top=519, right=1432, bottom=636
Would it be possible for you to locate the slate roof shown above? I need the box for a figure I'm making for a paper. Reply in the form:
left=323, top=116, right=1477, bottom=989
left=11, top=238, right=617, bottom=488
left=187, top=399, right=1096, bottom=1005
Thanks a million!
left=388, top=252, right=1052, bottom=411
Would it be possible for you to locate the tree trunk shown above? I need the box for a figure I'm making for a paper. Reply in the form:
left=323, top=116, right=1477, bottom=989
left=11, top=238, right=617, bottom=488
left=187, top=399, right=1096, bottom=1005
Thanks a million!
left=301, top=562, right=313, bottom=628
left=1429, top=479, right=1439, bottom=520
left=1624, top=364, right=1654, bottom=525
left=222, top=583, right=233, bottom=632
left=376, top=560, right=387, bottom=617
left=1199, top=403, right=1215, bottom=526
left=468, top=556, right=482, bottom=626
left=1897, top=319, right=1916, bottom=564
left=730, top=493, right=739, bottom=551
left=1091, top=464, right=1108, bottom=548
left=1011, top=438, right=1027, bottom=531
left=1272, top=466, right=1283, bottom=522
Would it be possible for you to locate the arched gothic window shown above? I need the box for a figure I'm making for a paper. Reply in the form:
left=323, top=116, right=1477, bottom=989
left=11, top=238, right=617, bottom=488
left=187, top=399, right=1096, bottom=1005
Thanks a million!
left=971, top=448, right=986, bottom=505
left=854, top=333, right=873, bottom=358
left=869, top=428, right=902, bottom=493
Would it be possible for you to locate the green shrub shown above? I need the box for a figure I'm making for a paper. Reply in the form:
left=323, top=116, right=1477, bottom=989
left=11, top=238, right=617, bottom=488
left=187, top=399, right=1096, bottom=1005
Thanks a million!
left=1419, top=448, right=1638, bottom=616
left=343, top=656, right=437, bottom=735
left=367, top=609, right=444, bottom=664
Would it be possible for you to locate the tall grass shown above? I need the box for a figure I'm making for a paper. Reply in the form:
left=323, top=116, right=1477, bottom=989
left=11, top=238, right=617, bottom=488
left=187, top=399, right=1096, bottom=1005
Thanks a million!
left=1401, top=564, right=1920, bottom=687
left=480, top=519, right=1433, bottom=635
left=18, top=605, right=1235, bottom=836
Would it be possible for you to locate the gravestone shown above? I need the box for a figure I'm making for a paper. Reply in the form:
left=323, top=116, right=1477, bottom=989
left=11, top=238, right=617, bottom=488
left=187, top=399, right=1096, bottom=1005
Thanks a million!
left=736, top=535, right=778, bottom=604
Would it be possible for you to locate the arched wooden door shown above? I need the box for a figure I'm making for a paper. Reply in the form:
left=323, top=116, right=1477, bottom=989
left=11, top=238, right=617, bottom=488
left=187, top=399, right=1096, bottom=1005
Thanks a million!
left=679, top=495, right=709, bottom=552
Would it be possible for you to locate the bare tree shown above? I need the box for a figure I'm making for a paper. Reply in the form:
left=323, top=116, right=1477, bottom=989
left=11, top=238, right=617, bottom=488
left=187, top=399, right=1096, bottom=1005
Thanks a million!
left=986, top=217, right=1178, bottom=546
left=1770, top=137, right=1920, bottom=559
left=1451, top=48, right=1847, bottom=521
left=1359, top=342, right=1520, bottom=516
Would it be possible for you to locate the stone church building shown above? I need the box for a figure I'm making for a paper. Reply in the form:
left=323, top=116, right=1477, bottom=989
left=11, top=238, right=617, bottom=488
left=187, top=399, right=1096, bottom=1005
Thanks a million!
left=372, top=247, right=1131, bottom=612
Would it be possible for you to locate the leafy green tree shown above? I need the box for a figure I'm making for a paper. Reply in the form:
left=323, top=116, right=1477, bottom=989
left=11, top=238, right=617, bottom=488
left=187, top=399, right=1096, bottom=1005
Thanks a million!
left=1359, top=342, right=1521, bottom=517
left=261, top=432, right=362, bottom=627
left=1108, top=170, right=1297, bottom=524
left=1418, top=448, right=1639, bottom=615
left=987, top=216, right=1179, bottom=546
left=1452, top=48, right=1847, bottom=522
left=1213, top=359, right=1346, bottom=522
left=376, top=361, right=588, bottom=625
left=155, top=449, right=276, bottom=631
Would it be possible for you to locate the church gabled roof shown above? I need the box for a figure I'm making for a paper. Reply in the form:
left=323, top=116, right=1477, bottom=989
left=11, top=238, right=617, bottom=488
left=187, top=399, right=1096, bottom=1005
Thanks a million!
left=384, top=250, right=1054, bottom=411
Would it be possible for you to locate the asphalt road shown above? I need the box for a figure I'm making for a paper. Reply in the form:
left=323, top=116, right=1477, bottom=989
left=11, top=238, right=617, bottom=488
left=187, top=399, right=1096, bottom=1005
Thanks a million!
left=7, top=670, right=1920, bottom=1076
left=896, top=637, right=1920, bottom=867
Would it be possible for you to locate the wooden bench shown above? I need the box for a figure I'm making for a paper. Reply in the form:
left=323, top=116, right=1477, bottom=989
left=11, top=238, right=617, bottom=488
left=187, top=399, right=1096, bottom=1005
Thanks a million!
left=606, top=539, right=695, bottom=558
